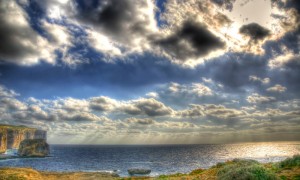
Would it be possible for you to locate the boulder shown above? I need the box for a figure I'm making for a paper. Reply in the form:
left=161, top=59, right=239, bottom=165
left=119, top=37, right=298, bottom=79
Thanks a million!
left=128, top=168, right=151, bottom=175
left=18, top=139, right=49, bottom=157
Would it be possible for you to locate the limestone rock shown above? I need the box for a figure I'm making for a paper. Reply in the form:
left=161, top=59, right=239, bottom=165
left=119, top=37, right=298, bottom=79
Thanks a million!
left=18, top=139, right=49, bottom=157
left=0, top=125, right=47, bottom=154
left=128, top=168, right=151, bottom=175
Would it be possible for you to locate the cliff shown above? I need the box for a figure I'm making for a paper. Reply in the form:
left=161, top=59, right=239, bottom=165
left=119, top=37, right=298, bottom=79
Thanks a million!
left=0, top=125, right=46, bottom=154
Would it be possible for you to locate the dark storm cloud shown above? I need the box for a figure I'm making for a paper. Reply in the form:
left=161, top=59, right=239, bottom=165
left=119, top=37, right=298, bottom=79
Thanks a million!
left=269, top=55, right=300, bottom=96
left=211, top=0, right=236, bottom=11
left=0, top=1, right=41, bottom=63
left=239, top=23, right=271, bottom=42
left=272, top=0, right=300, bottom=14
left=288, top=0, right=300, bottom=13
left=75, top=0, right=133, bottom=34
left=263, top=25, right=300, bottom=98
left=74, top=0, right=154, bottom=44
left=155, top=21, right=225, bottom=61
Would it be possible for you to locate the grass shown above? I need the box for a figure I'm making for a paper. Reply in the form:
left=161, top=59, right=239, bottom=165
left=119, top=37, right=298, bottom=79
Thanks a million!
left=0, top=156, right=299, bottom=180
left=278, top=155, right=300, bottom=169
left=0, top=124, right=35, bottom=130
left=0, top=168, right=119, bottom=180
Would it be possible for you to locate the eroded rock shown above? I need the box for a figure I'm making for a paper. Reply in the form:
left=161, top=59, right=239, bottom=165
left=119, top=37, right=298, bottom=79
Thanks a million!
left=18, top=139, right=49, bottom=157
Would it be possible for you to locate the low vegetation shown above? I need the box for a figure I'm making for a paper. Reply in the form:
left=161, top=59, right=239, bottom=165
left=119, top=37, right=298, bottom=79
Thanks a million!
left=1, top=155, right=299, bottom=180
left=216, top=159, right=278, bottom=180
left=278, top=155, right=300, bottom=169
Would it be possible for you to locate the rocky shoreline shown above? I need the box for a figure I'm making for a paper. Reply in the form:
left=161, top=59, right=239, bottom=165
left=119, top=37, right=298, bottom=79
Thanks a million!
left=0, top=155, right=299, bottom=180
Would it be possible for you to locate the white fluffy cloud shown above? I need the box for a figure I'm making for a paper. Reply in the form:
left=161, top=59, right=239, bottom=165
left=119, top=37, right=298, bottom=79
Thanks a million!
left=120, top=98, right=174, bottom=117
left=268, top=50, right=300, bottom=69
left=247, top=93, right=276, bottom=104
left=249, top=75, right=270, bottom=84
left=267, top=84, right=287, bottom=93
left=0, top=83, right=299, bottom=144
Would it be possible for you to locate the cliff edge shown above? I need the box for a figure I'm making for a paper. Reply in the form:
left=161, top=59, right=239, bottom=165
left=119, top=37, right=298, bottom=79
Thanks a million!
left=0, top=125, right=47, bottom=154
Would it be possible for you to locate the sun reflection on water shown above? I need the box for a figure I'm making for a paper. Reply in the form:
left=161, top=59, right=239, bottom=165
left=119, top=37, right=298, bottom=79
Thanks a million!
left=213, top=142, right=300, bottom=162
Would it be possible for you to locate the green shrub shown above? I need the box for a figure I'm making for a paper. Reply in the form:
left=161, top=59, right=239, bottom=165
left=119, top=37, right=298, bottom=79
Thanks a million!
left=217, top=159, right=278, bottom=180
left=189, top=168, right=204, bottom=175
left=212, top=162, right=226, bottom=168
left=278, top=155, right=300, bottom=169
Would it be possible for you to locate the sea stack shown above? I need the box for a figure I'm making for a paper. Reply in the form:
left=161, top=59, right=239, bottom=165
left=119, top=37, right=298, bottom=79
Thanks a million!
left=0, top=125, right=47, bottom=156
left=18, top=139, right=49, bottom=157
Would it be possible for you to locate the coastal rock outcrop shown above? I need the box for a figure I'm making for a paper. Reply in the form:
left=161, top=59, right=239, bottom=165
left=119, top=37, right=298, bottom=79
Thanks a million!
left=0, top=125, right=47, bottom=154
left=18, top=139, right=49, bottom=157
left=128, top=168, right=151, bottom=175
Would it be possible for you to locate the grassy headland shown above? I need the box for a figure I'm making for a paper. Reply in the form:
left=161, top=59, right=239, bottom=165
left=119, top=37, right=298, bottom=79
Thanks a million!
left=0, top=155, right=299, bottom=180
left=0, top=124, right=36, bottom=130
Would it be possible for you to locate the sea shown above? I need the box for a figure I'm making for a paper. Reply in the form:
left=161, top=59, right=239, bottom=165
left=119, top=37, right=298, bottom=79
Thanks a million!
left=0, top=142, right=299, bottom=177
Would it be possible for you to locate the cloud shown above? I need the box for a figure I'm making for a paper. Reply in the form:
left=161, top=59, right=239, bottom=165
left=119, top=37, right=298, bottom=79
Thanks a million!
left=0, top=85, right=19, bottom=97
left=179, top=104, right=246, bottom=119
left=86, top=30, right=122, bottom=57
left=155, top=21, right=225, bottom=65
left=1, top=83, right=300, bottom=144
left=211, top=0, right=236, bottom=11
left=0, top=0, right=298, bottom=68
left=0, top=97, right=27, bottom=111
left=0, top=1, right=54, bottom=65
left=0, top=1, right=76, bottom=66
left=268, top=50, right=300, bottom=69
left=74, top=0, right=157, bottom=55
left=178, top=105, right=205, bottom=117
left=126, top=118, right=155, bottom=125
left=240, top=23, right=270, bottom=41
left=57, top=112, right=107, bottom=122
left=268, top=50, right=300, bottom=95
left=121, top=98, right=174, bottom=117
left=206, top=53, right=268, bottom=90
left=146, top=92, right=159, bottom=98
left=249, top=75, right=270, bottom=84
left=246, top=93, right=276, bottom=104
left=160, top=82, right=213, bottom=97
left=155, top=82, right=214, bottom=108
left=57, top=98, right=89, bottom=112
left=89, top=96, right=117, bottom=112
left=267, top=84, right=287, bottom=93
left=203, top=104, right=246, bottom=119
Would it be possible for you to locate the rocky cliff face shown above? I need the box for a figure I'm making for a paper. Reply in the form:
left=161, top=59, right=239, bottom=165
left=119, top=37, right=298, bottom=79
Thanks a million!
left=0, top=125, right=47, bottom=154
left=0, top=128, right=7, bottom=153
left=18, top=139, right=49, bottom=157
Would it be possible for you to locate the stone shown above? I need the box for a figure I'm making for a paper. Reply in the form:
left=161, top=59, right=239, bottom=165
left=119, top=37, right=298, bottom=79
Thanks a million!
left=18, top=139, right=49, bottom=157
left=127, top=168, right=151, bottom=175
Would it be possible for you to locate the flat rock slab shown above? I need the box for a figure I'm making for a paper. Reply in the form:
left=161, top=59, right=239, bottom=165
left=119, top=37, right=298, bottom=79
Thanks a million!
left=128, top=168, right=151, bottom=175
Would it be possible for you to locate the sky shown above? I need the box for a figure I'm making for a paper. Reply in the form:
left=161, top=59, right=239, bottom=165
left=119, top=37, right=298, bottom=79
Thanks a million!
left=0, top=0, right=299, bottom=144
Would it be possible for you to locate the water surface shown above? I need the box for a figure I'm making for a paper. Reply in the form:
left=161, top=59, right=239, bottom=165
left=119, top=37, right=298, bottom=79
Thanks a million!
left=0, top=142, right=299, bottom=176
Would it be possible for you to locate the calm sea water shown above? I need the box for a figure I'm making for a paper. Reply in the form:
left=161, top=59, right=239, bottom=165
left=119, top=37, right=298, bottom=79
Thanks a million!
left=0, top=142, right=299, bottom=176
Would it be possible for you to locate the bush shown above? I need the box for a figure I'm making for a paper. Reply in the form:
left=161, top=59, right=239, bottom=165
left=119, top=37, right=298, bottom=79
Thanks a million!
left=189, top=168, right=204, bottom=175
left=278, top=155, right=300, bottom=169
left=217, top=159, right=278, bottom=180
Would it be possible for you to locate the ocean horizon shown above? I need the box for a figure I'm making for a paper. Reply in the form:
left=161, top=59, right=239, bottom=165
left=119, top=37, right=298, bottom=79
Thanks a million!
left=1, top=141, right=299, bottom=177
